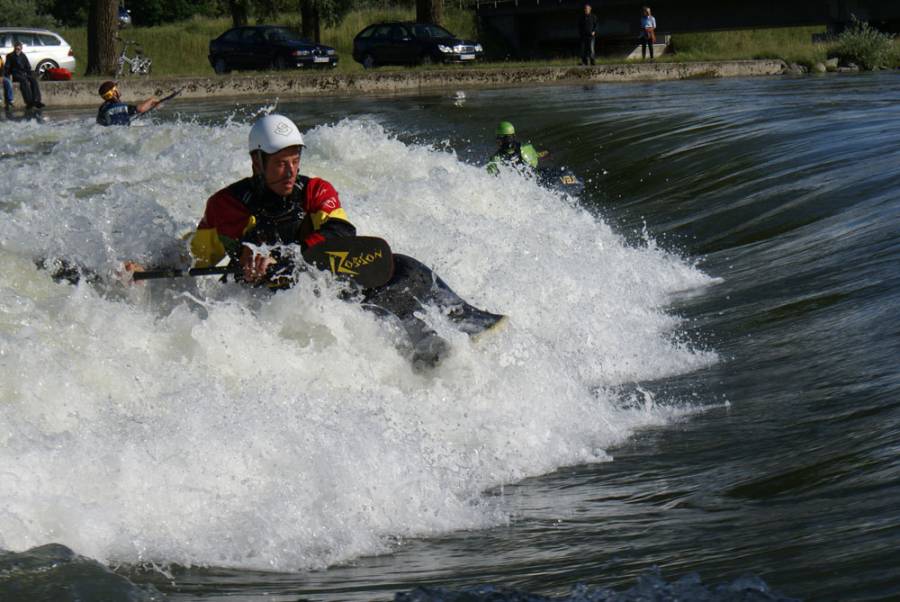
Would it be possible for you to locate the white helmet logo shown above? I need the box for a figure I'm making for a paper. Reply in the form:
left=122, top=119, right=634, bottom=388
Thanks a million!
left=248, top=114, right=304, bottom=153
left=274, top=122, right=293, bottom=136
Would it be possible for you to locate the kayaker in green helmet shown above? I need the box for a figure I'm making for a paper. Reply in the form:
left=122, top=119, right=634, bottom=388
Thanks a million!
left=487, top=121, right=544, bottom=174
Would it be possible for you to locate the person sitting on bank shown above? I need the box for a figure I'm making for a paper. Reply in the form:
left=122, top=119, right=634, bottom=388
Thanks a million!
left=4, top=41, right=43, bottom=109
left=640, top=6, right=657, bottom=60
left=0, top=54, right=15, bottom=109
left=487, top=120, right=544, bottom=174
left=96, top=80, right=160, bottom=126
left=190, top=114, right=356, bottom=285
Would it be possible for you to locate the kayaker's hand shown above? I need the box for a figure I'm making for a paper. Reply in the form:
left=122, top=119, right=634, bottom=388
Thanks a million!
left=240, top=245, right=275, bottom=283
left=115, top=261, right=146, bottom=285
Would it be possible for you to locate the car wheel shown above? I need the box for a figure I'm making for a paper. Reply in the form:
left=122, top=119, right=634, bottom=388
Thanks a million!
left=273, top=55, right=287, bottom=70
left=419, top=54, right=433, bottom=67
left=362, top=54, right=375, bottom=69
left=213, top=58, right=230, bottom=75
left=35, top=60, right=58, bottom=80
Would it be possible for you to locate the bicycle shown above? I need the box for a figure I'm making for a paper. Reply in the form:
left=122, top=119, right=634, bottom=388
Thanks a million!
left=114, top=37, right=152, bottom=77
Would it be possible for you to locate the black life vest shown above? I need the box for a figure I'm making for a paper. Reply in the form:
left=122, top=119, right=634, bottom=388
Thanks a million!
left=237, top=175, right=314, bottom=247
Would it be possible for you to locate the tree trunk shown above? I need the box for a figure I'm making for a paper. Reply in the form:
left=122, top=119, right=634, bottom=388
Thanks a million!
left=416, top=0, right=443, bottom=25
left=86, top=0, right=117, bottom=75
left=300, top=0, right=321, bottom=43
left=229, top=0, right=249, bottom=28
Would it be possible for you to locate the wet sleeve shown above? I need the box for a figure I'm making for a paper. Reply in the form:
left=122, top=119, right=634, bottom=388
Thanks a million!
left=190, top=189, right=254, bottom=268
left=303, top=178, right=356, bottom=248
left=520, top=144, right=540, bottom=168
left=486, top=149, right=504, bottom=175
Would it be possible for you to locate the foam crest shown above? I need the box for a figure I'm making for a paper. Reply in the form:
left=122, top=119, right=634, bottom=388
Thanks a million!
left=0, top=115, right=714, bottom=570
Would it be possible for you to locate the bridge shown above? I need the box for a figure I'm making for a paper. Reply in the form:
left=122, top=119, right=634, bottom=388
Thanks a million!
left=475, top=0, right=900, bottom=58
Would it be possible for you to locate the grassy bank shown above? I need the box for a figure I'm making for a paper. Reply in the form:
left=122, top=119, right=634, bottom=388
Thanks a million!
left=58, top=10, right=896, bottom=80
left=671, top=26, right=830, bottom=66
left=59, top=7, right=477, bottom=78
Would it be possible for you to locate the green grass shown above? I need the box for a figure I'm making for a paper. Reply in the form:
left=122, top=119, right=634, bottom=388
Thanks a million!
left=57, top=13, right=897, bottom=80
left=670, top=26, right=830, bottom=67
left=59, top=7, right=478, bottom=78
left=671, top=26, right=898, bottom=69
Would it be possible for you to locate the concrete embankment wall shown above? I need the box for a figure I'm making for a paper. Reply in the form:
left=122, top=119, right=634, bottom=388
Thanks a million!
left=43, top=60, right=787, bottom=108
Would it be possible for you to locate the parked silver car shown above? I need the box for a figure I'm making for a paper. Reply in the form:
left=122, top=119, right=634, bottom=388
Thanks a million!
left=0, top=28, right=77, bottom=79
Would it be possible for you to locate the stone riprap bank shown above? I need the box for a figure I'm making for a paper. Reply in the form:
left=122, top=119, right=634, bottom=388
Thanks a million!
left=43, top=60, right=787, bottom=108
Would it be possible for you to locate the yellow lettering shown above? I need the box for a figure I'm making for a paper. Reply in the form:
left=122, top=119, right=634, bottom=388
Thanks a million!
left=325, top=251, right=360, bottom=276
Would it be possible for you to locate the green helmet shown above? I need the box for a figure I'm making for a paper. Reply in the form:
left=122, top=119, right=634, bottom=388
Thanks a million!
left=496, top=121, right=516, bottom=136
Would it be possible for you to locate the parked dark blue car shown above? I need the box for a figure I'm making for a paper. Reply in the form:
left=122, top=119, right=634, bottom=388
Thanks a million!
left=209, top=25, right=338, bottom=74
left=352, top=22, right=483, bottom=68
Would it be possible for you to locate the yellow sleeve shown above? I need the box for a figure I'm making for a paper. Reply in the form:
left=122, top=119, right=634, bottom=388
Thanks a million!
left=190, top=227, right=227, bottom=268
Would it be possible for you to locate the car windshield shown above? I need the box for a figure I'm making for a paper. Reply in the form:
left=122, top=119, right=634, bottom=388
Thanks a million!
left=264, top=28, right=309, bottom=43
left=413, top=24, right=454, bottom=39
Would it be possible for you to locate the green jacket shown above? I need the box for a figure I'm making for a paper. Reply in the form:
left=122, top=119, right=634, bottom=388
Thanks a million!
left=487, top=141, right=540, bottom=174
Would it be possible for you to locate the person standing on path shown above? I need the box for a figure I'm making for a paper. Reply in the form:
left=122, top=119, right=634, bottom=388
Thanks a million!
left=640, top=6, right=657, bottom=60
left=578, top=3, right=600, bottom=66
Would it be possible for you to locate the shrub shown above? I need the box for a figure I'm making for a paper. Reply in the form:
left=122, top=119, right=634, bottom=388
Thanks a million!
left=829, top=16, right=895, bottom=70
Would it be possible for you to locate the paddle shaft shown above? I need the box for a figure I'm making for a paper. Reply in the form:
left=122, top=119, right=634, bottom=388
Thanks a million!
left=131, top=266, right=233, bottom=281
left=132, top=88, right=184, bottom=120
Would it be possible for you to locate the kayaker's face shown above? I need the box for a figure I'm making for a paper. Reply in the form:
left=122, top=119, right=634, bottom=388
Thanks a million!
left=258, top=146, right=301, bottom=196
left=14, top=44, right=22, bottom=54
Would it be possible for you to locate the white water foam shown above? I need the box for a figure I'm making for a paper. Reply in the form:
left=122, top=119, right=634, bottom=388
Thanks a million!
left=0, top=115, right=715, bottom=570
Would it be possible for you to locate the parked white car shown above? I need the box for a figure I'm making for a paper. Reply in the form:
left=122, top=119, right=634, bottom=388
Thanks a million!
left=0, top=28, right=76, bottom=78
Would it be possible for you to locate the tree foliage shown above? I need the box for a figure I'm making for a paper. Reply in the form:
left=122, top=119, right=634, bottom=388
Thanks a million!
left=0, top=0, right=57, bottom=27
left=128, top=0, right=219, bottom=27
left=44, top=0, right=392, bottom=30
left=47, top=0, right=88, bottom=26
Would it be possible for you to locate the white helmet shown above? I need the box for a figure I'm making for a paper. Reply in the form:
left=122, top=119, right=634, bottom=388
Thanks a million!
left=248, top=114, right=305, bottom=155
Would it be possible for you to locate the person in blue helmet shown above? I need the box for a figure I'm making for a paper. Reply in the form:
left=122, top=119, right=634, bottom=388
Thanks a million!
left=96, top=81, right=160, bottom=126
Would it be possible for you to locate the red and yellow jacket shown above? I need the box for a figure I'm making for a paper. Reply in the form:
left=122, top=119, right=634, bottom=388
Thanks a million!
left=190, top=175, right=355, bottom=268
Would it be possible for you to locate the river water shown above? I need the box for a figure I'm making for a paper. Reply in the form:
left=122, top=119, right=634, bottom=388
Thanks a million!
left=1, top=72, right=898, bottom=601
